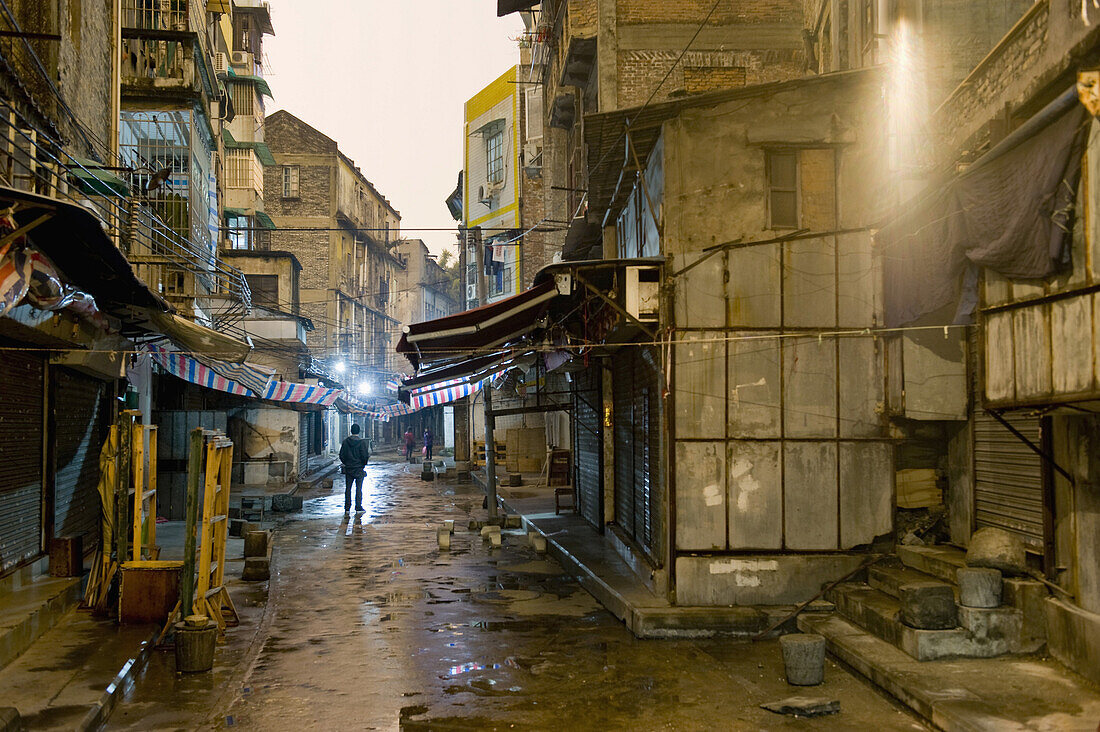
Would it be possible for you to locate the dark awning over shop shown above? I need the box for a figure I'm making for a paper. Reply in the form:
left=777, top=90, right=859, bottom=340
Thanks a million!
left=0, top=186, right=166, bottom=314
left=497, top=0, right=539, bottom=16
left=396, top=279, right=559, bottom=371
left=877, top=86, right=1088, bottom=327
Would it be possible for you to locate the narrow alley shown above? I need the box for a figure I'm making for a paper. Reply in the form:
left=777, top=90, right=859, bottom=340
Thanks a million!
left=108, top=459, right=924, bottom=731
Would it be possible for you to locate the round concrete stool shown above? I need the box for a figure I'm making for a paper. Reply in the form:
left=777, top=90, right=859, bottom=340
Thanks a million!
left=175, top=615, right=217, bottom=673
left=780, top=633, right=826, bottom=686
left=958, top=567, right=1002, bottom=608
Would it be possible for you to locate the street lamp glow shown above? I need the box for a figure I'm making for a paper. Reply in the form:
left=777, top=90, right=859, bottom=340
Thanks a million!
left=333, top=361, right=347, bottom=374
left=356, top=381, right=372, bottom=396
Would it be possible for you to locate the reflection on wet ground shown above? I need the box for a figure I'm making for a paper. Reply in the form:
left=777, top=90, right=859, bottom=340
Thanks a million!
left=110, top=459, right=927, bottom=731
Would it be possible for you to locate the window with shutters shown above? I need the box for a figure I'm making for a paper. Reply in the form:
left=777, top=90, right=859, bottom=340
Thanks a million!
left=281, top=165, right=299, bottom=198
left=766, top=150, right=799, bottom=229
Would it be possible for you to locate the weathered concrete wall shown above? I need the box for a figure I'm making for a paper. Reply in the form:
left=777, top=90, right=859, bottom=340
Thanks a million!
left=675, top=554, right=866, bottom=605
left=664, top=72, right=892, bottom=582
left=228, top=406, right=301, bottom=483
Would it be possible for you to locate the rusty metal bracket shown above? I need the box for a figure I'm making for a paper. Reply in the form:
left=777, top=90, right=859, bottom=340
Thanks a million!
left=575, top=270, right=657, bottom=339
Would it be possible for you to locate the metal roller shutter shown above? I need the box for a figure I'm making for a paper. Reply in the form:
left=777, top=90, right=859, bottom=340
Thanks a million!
left=974, top=411, right=1045, bottom=549
left=0, top=351, right=44, bottom=574
left=572, top=365, right=602, bottom=529
left=299, top=411, right=310, bottom=476
left=53, top=368, right=107, bottom=549
left=612, top=355, right=635, bottom=539
left=612, top=347, right=660, bottom=556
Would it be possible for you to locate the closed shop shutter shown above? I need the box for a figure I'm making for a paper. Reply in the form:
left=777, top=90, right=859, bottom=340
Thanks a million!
left=0, top=351, right=44, bottom=574
left=974, top=411, right=1044, bottom=549
left=612, top=347, right=660, bottom=556
left=299, top=411, right=310, bottom=475
left=53, top=368, right=107, bottom=549
left=572, top=364, right=602, bottom=529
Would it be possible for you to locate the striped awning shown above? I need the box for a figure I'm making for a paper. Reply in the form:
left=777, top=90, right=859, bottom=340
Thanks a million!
left=147, top=346, right=340, bottom=406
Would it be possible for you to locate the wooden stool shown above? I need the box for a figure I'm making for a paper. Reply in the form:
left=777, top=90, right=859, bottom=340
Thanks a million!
left=554, top=486, right=575, bottom=514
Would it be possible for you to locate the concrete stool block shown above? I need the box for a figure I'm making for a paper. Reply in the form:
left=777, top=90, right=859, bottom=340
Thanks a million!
left=321, top=477, right=334, bottom=489
left=489, top=531, right=502, bottom=548
left=271, top=494, right=303, bottom=512
left=958, top=567, right=1003, bottom=608
left=505, top=515, right=523, bottom=529
left=243, top=530, right=270, bottom=558
left=531, top=535, right=547, bottom=554
left=480, top=525, right=494, bottom=539
left=228, top=518, right=246, bottom=538
left=241, top=521, right=260, bottom=537
left=437, top=527, right=451, bottom=551
left=468, top=519, right=481, bottom=531
left=443, top=519, right=455, bottom=534
left=241, top=557, right=270, bottom=581
left=508, top=473, right=522, bottom=486
left=780, top=633, right=826, bottom=686
left=899, top=581, right=957, bottom=629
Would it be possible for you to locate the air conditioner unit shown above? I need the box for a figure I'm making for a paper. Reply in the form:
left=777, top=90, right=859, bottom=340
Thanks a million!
left=466, top=284, right=477, bottom=301
left=213, top=52, right=229, bottom=74
left=523, top=142, right=542, bottom=166
left=230, top=51, right=254, bottom=68
left=624, top=266, right=659, bottom=322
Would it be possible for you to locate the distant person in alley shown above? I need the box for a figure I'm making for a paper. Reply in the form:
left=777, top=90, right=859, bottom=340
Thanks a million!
left=423, top=426, right=434, bottom=461
left=404, top=427, right=416, bottom=462
left=339, top=423, right=371, bottom=515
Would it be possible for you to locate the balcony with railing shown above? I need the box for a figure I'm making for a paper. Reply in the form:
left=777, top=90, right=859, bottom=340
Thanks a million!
left=0, top=96, right=251, bottom=329
left=121, top=0, right=214, bottom=100
left=225, top=147, right=264, bottom=211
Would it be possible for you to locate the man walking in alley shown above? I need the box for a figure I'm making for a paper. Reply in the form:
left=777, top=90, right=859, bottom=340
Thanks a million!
left=340, top=423, right=371, bottom=515
left=423, top=426, right=434, bottom=461
left=404, top=427, right=416, bottom=462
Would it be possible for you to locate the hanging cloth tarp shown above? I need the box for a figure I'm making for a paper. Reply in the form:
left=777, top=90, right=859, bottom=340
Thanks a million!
left=878, top=90, right=1089, bottom=327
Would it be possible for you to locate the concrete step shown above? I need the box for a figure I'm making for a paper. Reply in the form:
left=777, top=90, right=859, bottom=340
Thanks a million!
left=828, top=582, right=1018, bottom=660
left=797, top=613, right=1100, bottom=732
left=897, top=544, right=967, bottom=585
left=0, top=574, right=82, bottom=672
left=867, top=560, right=941, bottom=599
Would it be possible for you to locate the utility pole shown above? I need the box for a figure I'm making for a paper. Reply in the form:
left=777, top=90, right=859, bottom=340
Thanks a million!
left=472, top=227, right=499, bottom=521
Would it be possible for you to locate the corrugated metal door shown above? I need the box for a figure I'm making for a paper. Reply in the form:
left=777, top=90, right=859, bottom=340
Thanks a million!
left=572, top=364, right=602, bottom=529
left=53, top=368, right=107, bottom=549
left=299, top=411, right=310, bottom=476
left=974, top=411, right=1045, bottom=549
left=612, top=347, right=660, bottom=555
left=0, top=351, right=44, bottom=574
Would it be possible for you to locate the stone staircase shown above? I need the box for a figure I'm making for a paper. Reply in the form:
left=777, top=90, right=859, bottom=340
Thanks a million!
left=813, top=545, right=1047, bottom=661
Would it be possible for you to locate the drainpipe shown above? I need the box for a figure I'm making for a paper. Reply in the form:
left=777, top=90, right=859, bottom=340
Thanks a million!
left=474, top=226, right=498, bottom=521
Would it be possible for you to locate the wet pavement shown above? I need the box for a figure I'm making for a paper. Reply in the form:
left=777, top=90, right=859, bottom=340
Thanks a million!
left=109, top=459, right=927, bottom=730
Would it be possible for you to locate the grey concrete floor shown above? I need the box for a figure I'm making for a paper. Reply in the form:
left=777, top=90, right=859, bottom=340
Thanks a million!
left=108, top=460, right=927, bottom=731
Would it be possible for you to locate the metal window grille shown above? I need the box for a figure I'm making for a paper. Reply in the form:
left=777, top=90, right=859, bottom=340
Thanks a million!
left=486, top=131, right=504, bottom=184
left=226, top=148, right=262, bottom=198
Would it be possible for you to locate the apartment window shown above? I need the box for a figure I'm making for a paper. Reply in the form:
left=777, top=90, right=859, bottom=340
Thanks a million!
left=282, top=165, right=299, bottom=198
left=245, top=274, right=279, bottom=308
left=226, top=214, right=253, bottom=250
left=486, top=130, right=504, bottom=184
left=766, top=151, right=799, bottom=229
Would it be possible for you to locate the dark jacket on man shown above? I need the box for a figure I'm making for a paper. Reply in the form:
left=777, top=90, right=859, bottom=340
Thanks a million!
left=339, top=435, right=371, bottom=474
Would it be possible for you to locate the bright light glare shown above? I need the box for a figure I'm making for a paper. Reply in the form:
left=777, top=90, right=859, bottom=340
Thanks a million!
left=333, top=361, right=347, bottom=374
left=356, top=381, right=372, bottom=395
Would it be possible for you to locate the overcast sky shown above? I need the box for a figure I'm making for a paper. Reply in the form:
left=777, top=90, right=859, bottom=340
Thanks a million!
left=264, top=2, right=525, bottom=258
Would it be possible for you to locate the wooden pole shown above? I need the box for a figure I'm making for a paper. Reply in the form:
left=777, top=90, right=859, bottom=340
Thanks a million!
left=180, top=428, right=203, bottom=620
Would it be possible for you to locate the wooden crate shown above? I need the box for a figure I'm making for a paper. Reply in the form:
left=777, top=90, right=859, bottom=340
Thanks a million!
left=120, top=560, right=183, bottom=624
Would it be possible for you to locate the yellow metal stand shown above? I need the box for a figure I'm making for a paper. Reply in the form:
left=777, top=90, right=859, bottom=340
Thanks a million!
left=131, top=422, right=159, bottom=561
left=195, top=434, right=238, bottom=630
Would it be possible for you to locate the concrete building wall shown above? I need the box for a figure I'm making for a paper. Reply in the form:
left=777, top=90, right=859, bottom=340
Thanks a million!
left=660, top=71, right=891, bottom=605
